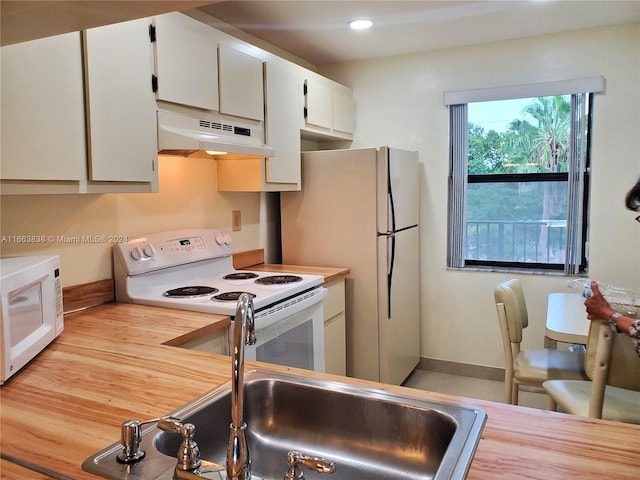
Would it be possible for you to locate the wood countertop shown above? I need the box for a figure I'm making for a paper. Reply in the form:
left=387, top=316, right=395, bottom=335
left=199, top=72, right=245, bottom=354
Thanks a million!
left=246, top=264, right=349, bottom=285
left=1, top=303, right=639, bottom=479
left=231, top=249, right=349, bottom=285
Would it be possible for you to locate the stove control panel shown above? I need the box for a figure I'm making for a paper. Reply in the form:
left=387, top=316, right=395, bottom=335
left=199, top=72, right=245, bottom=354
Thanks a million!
left=113, top=229, right=233, bottom=276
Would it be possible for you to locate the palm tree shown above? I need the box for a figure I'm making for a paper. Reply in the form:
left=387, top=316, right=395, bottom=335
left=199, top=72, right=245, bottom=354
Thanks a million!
left=520, top=96, right=571, bottom=261
left=522, top=96, right=570, bottom=173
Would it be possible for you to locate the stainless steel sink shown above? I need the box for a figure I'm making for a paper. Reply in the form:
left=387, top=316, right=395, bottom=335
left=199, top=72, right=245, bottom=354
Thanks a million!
left=83, top=369, right=487, bottom=480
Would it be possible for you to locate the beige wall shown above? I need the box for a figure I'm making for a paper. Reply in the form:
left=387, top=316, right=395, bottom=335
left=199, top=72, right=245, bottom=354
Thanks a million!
left=321, top=23, right=640, bottom=369
left=0, top=155, right=263, bottom=286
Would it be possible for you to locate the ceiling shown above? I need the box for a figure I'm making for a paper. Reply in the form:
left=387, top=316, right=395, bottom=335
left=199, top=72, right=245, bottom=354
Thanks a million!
left=197, top=0, right=640, bottom=65
left=2, top=1, right=638, bottom=64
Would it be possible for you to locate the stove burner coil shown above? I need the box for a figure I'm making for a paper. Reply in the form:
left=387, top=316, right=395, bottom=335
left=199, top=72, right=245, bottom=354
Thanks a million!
left=213, top=291, right=257, bottom=302
left=163, top=286, right=218, bottom=298
left=255, top=275, right=303, bottom=285
left=223, top=272, right=260, bottom=280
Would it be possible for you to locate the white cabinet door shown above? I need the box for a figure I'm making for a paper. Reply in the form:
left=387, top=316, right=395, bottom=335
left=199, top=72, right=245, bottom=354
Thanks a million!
left=1, top=32, right=86, bottom=181
left=154, top=12, right=219, bottom=110
left=333, top=89, right=355, bottom=135
left=84, top=18, right=157, bottom=182
left=304, top=76, right=333, bottom=130
left=264, top=62, right=301, bottom=185
left=219, top=45, right=264, bottom=121
left=302, top=70, right=354, bottom=140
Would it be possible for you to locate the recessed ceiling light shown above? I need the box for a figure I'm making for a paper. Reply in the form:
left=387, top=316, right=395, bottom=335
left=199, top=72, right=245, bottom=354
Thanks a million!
left=349, top=19, right=373, bottom=30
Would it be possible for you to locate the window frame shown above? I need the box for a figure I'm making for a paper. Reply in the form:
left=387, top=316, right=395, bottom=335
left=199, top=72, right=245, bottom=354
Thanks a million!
left=445, top=79, right=602, bottom=274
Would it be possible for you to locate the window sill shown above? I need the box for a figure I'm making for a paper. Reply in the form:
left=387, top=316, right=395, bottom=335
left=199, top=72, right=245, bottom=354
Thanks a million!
left=446, top=266, right=588, bottom=277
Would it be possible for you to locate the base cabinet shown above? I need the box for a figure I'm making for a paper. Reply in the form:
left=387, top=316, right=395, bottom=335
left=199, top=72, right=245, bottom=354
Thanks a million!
left=323, top=279, right=347, bottom=376
left=177, top=327, right=229, bottom=355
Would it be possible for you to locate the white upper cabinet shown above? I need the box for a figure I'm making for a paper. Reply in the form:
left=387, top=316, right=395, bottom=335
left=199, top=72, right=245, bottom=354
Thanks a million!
left=154, top=12, right=219, bottom=110
left=302, top=70, right=354, bottom=140
left=304, top=76, right=333, bottom=130
left=218, top=45, right=264, bottom=121
left=217, top=61, right=301, bottom=192
left=1, top=32, right=87, bottom=183
left=84, top=18, right=157, bottom=183
left=332, top=89, right=356, bottom=135
left=263, top=61, right=301, bottom=187
left=1, top=22, right=158, bottom=194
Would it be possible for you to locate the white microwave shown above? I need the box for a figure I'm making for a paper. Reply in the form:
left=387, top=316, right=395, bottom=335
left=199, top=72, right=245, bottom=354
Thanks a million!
left=0, top=255, right=63, bottom=385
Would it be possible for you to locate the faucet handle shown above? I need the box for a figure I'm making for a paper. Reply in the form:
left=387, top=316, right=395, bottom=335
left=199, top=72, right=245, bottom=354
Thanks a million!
left=117, top=416, right=180, bottom=464
left=157, top=418, right=202, bottom=471
left=284, top=451, right=336, bottom=480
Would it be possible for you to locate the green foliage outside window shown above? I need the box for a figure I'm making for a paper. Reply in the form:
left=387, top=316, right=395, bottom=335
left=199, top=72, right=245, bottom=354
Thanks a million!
left=468, top=96, right=571, bottom=175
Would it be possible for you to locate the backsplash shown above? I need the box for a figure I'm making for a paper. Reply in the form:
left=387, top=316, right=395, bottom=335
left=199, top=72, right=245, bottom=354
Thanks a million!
left=0, top=156, right=262, bottom=286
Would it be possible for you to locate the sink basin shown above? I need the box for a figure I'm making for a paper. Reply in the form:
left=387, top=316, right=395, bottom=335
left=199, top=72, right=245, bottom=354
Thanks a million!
left=83, top=369, right=487, bottom=480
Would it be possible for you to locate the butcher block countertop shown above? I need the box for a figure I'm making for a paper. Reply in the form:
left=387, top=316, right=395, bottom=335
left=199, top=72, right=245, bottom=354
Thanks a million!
left=1, top=303, right=639, bottom=480
left=246, top=264, right=349, bottom=285
left=231, top=249, right=350, bottom=284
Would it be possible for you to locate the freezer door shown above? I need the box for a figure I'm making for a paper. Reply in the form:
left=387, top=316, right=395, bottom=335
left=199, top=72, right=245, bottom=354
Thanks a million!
left=377, top=225, right=420, bottom=385
left=377, top=147, right=419, bottom=233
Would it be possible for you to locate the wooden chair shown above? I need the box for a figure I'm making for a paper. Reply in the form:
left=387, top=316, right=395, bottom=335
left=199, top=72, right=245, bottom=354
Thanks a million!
left=544, top=320, right=640, bottom=424
left=494, top=279, right=588, bottom=405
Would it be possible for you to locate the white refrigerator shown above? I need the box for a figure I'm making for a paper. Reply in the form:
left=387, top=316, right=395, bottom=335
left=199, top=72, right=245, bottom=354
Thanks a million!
left=280, top=147, right=420, bottom=385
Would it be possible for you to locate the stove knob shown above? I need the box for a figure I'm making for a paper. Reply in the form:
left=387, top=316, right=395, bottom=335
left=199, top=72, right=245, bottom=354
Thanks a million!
left=223, top=234, right=232, bottom=245
left=130, top=246, right=143, bottom=260
left=215, top=233, right=226, bottom=245
left=143, top=244, right=155, bottom=258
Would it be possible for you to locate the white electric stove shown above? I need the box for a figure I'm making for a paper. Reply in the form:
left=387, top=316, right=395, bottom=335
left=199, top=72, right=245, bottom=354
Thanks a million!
left=113, top=229, right=326, bottom=371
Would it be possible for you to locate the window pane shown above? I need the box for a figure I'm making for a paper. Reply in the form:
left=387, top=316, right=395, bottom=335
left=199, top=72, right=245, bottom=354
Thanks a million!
left=468, top=96, right=571, bottom=174
left=466, top=181, right=568, bottom=263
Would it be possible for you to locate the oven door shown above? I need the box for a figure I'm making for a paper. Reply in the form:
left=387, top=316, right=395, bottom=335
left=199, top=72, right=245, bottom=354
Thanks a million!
left=245, top=297, right=325, bottom=372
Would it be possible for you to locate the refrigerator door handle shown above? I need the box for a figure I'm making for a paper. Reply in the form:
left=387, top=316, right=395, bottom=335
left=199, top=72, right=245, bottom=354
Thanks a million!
left=388, top=235, right=396, bottom=319
left=378, top=231, right=396, bottom=319
left=385, top=154, right=397, bottom=319
left=378, top=225, right=417, bottom=320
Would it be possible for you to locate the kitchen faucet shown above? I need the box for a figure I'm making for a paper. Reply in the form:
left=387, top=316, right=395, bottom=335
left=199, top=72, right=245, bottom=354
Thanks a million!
left=227, top=293, right=256, bottom=480
left=115, top=293, right=257, bottom=480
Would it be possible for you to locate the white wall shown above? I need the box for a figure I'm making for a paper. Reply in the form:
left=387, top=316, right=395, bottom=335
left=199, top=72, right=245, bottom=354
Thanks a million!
left=321, top=23, right=640, bottom=369
left=0, top=156, right=263, bottom=286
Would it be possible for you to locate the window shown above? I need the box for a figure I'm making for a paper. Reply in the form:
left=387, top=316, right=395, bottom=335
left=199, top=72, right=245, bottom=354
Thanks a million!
left=445, top=78, right=604, bottom=273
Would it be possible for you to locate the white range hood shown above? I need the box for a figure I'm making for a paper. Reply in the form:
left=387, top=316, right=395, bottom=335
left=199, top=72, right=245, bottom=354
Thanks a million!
left=157, top=103, right=275, bottom=159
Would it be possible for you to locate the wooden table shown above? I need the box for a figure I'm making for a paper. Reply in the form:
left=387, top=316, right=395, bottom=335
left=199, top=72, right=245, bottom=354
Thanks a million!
left=545, top=292, right=590, bottom=348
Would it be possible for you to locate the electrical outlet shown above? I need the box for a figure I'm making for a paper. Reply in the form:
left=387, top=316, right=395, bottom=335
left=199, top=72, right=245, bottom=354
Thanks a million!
left=232, top=210, right=241, bottom=231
